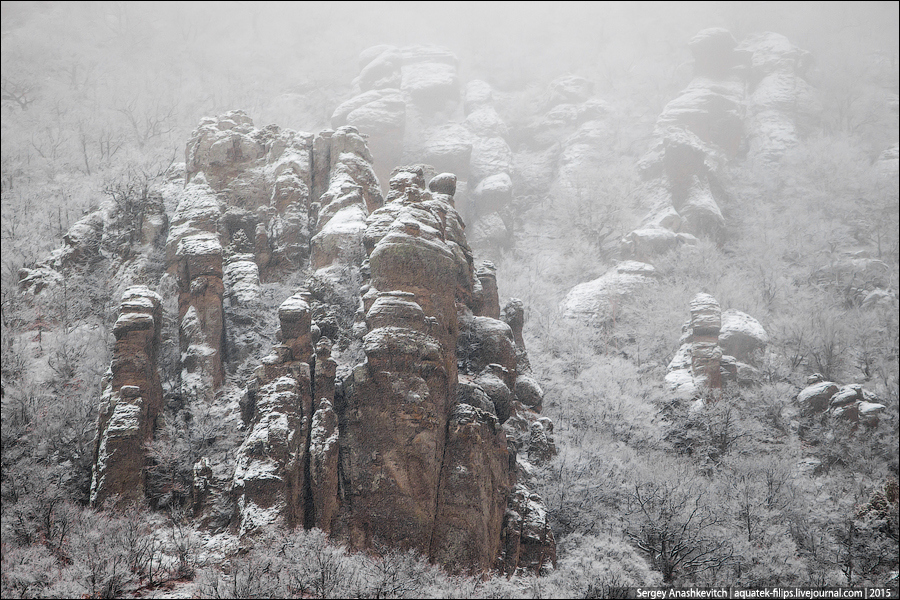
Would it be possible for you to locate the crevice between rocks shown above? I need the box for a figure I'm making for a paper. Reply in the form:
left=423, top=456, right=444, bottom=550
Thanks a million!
left=303, top=353, right=317, bottom=529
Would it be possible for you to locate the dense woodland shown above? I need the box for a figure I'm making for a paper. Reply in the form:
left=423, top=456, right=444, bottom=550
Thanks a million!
left=2, top=2, right=898, bottom=597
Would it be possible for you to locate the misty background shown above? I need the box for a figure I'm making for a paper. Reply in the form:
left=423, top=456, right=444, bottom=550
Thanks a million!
left=3, top=1, right=897, bottom=267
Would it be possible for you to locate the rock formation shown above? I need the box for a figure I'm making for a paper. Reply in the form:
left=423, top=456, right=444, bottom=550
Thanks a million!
left=239, top=162, right=561, bottom=573
left=740, top=32, right=822, bottom=161
left=665, top=293, right=768, bottom=402
left=90, top=286, right=164, bottom=507
left=622, top=28, right=821, bottom=258
left=623, top=28, right=744, bottom=254
left=335, top=165, right=554, bottom=573
left=67, top=110, right=560, bottom=574
left=332, top=46, right=521, bottom=249
left=797, top=374, right=886, bottom=426
left=332, top=45, right=461, bottom=185
left=18, top=186, right=169, bottom=296
left=231, top=292, right=315, bottom=534
left=560, top=261, right=658, bottom=323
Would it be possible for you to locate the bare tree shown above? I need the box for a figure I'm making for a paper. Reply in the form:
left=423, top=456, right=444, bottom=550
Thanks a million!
left=625, top=477, right=733, bottom=583
left=1, top=76, right=37, bottom=111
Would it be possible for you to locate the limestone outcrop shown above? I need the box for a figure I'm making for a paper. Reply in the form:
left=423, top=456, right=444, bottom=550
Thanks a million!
left=560, top=261, right=658, bottom=323
left=74, top=110, right=556, bottom=574
left=740, top=32, right=822, bottom=161
left=172, top=118, right=553, bottom=572
left=232, top=293, right=316, bottom=534
left=797, top=374, right=886, bottom=425
left=332, top=45, right=460, bottom=186
left=624, top=28, right=745, bottom=253
left=336, top=165, right=554, bottom=573
left=163, top=113, right=384, bottom=407
left=90, top=286, right=164, bottom=507
left=665, top=293, right=768, bottom=401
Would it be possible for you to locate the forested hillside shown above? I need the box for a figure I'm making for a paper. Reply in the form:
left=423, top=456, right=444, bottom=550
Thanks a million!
left=2, top=2, right=898, bottom=597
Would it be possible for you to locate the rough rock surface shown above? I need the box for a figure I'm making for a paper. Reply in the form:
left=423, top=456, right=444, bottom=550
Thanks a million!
left=233, top=294, right=316, bottom=535
left=162, top=114, right=384, bottom=410
left=90, top=286, right=164, bottom=507
left=76, top=110, right=556, bottom=574
left=797, top=380, right=886, bottom=425
left=740, top=32, right=821, bottom=161
left=499, top=484, right=558, bottom=575
left=560, top=261, right=657, bottom=323
left=689, top=293, right=723, bottom=391
left=665, top=293, right=769, bottom=401
left=335, top=166, right=554, bottom=573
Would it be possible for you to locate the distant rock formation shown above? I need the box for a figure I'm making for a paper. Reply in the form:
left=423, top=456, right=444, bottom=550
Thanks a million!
left=625, top=28, right=742, bottom=252
left=332, top=46, right=522, bottom=249
left=332, top=45, right=461, bottom=185
left=560, top=261, right=658, bottom=323
left=740, top=32, right=822, bottom=161
left=623, top=28, right=821, bottom=258
left=665, top=292, right=768, bottom=402
left=797, top=374, right=886, bottom=426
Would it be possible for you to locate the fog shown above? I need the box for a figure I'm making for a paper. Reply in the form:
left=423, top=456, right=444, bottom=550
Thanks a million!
left=4, top=1, right=897, bottom=135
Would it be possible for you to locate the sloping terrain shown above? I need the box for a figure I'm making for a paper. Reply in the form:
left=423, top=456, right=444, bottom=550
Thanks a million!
left=2, top=2, right=897, bottom=597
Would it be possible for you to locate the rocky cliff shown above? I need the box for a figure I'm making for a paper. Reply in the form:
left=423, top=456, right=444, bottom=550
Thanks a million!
left=90, top=286, right=164, bottom=507
left=622, top=28, right=822, bottom=261
left=67, top=111, right=557, bottom=574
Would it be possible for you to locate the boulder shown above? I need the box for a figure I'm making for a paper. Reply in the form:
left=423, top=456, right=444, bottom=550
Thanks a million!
left=474, top=261, right=501, bottom=319
left=798, top=381, right=839, bottom=415
left=428, top=172, right=457, bottom=196
left=515, top=375, right=545, bottom=411
left=357, top=48, right=402, bottom=92
left=401, top=59, right=459, bottom=108
left=472, top=172, right=513, bottom=217
left=621, top=227, right=679, bottom=259
left=468, top=213, right=511, bottom=249
left=561, top=262, right=657, bottom=323
left=502, top=298, right=526, bottom=349
left=719, top=309, right=768, bottom=361
left=466, top=105, right=509, bottom=138
left=223, top=254, right=261, bottom=305
left=475, top=366, right=514, bottom=423
left=857, top=401, right=886, bottom=426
